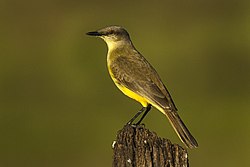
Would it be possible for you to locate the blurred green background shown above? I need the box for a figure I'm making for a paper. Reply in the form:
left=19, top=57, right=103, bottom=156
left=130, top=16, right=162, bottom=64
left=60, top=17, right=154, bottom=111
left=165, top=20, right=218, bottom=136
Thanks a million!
left=1, top=0, right=250, bottom=166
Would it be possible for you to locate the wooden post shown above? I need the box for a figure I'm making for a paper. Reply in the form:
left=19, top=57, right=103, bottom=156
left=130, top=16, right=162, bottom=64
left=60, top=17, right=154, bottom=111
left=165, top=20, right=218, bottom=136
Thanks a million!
left=112, top=125, right=189, bottom=167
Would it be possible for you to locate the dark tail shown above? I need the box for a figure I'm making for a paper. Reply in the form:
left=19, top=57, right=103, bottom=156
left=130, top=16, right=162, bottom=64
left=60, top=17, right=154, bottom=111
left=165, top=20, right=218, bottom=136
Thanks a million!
left=164, top=109, right=198, bottom=149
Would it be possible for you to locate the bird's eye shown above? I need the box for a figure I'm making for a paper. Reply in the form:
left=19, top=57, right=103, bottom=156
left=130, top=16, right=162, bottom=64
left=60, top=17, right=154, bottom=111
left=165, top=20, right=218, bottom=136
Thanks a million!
left=107, top=30, right=115, bottom=35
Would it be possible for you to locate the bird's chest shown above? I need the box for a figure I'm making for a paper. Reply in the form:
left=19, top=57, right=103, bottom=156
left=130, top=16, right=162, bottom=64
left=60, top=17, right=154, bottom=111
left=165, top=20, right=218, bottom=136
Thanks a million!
left=106, top=49, right=124, bottom=75
left=107, top=52, right=118, bottom=80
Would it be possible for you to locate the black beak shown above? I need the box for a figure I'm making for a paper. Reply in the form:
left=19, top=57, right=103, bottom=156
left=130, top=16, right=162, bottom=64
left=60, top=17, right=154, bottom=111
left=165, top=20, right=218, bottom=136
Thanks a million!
left=86, top=31, right=101, bottom=36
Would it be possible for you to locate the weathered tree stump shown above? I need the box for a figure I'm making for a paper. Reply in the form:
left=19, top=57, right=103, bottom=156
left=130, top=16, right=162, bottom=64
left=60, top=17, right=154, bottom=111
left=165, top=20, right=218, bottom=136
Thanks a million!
left=112, top=125, right=189, bottom=167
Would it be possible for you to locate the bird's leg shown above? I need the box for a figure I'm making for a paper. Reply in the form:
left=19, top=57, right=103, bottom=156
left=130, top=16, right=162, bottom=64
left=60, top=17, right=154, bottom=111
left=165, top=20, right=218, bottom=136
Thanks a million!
left=135, top=104, right=152, bottom=125
left=127, top=107, right=146, bottom=125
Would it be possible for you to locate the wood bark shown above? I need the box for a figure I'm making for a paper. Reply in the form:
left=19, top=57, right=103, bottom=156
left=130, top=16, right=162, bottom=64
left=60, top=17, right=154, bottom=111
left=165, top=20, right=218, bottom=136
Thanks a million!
left=112, top=125, right=189, bottom=167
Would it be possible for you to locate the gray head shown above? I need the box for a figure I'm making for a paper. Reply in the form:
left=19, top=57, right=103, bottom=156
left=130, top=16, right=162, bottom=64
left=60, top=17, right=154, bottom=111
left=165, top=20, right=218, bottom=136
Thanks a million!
left=86, top=26, right=131, bottom=45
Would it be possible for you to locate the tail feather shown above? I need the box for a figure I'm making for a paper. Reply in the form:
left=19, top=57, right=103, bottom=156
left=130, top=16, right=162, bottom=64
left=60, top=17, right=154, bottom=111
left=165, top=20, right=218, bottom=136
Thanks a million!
left=164, top=110, right=198, bottom=149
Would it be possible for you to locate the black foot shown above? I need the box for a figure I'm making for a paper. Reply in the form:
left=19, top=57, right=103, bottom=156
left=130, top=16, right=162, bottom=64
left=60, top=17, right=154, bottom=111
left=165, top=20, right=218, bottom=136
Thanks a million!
left=127, top=107, right=146, bottom=125
left=135, top=105, right=152, bottom=125
left=127, top=105, right=152, bottom=125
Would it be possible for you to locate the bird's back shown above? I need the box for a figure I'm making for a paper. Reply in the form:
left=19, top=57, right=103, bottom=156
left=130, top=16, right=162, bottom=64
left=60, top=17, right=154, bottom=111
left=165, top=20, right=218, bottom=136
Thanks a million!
left=107, top=46, right=177, bottom=112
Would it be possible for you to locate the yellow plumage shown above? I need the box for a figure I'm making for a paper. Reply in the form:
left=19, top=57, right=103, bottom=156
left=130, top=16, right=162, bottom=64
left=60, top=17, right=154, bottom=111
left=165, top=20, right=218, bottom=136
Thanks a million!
left=108, top=66, right=149, bottom=107
left=86, top=25, right=198, bottom=149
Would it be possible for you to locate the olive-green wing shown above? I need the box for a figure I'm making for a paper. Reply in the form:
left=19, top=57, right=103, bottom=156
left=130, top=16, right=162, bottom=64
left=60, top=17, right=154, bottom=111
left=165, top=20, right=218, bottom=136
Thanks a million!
left=109, top=54, right=177, bottom=111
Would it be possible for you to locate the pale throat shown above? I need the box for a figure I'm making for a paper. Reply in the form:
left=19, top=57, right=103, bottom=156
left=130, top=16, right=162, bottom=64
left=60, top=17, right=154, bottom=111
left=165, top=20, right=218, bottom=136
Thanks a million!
left=105, top=40, right=125, bottom=52
left=103, top=38, right=133, bottom=64
left=105, top=40, right=122, bottom=65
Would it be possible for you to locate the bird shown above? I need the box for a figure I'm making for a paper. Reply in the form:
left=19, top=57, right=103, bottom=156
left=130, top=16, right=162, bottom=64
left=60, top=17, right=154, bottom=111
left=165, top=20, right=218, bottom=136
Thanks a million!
left=86, top=25, right=198, bottom=148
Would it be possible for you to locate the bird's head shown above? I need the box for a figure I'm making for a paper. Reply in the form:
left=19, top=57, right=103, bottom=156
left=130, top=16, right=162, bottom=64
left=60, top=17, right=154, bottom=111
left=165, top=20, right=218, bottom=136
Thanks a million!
left=86, top=26, right=132, bottom=50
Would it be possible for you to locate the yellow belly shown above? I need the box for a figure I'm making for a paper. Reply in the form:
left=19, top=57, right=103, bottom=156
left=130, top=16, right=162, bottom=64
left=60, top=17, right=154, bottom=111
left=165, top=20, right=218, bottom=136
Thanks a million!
left=108, top=72, right=147, bottom=107
left=107, top=61, right=148, bottom=107
left=115, top=83, right=148, bottom=107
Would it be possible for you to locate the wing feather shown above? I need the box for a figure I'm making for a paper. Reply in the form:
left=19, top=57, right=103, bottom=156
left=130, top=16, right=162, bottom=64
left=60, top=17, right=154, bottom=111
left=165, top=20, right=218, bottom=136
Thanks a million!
left=109, top=53, right=177, bottom=111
